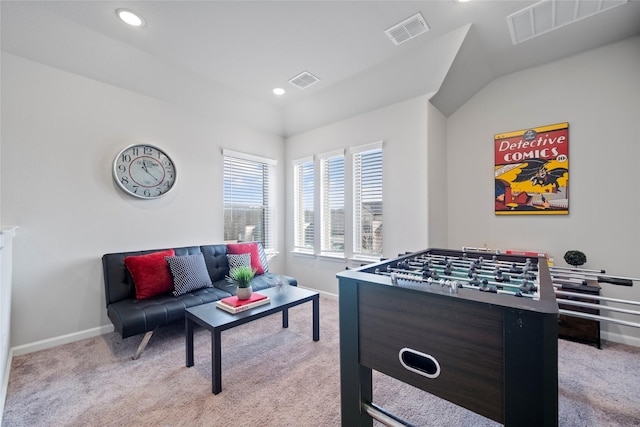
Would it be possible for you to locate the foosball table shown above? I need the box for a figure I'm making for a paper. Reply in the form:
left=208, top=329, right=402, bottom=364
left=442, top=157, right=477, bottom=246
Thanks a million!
left=337, top=248, right=559, bottom=426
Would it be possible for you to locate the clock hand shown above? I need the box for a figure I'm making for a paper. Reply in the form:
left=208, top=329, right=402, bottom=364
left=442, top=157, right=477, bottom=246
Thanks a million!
left=140, top=160, right=159, bottom=181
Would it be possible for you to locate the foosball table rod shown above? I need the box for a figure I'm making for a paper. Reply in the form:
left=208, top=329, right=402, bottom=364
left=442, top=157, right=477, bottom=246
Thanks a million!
left=384, top=268, right=539, bottom=295
left=555, top=289, right=640, bottom=306
left=555, top=289, right=640, bottom=328
left=362, top=402, right=414, bottom=427
left=421, top=253, right=535, bottom=270
left=550, top=266, right=640, bottom=283
left=558, top=309, right=640, bottom=329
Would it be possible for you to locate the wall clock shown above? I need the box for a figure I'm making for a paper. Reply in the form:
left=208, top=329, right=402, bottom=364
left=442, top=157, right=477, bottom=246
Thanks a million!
left=113, top=144, right=177, bottom=199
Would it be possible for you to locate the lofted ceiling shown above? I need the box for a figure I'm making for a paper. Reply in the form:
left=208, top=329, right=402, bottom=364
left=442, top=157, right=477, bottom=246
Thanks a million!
left=2, top=1, right=640, bottom=136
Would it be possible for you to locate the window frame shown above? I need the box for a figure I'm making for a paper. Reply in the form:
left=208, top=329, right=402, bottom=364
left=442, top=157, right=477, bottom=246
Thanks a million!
left=292, top=155, right=315, bottom=254
left=319, top=149, right=345, bottom=257
left=351, top=141, right=383, bottom=259
left=222, top=148, right=277, bottom=252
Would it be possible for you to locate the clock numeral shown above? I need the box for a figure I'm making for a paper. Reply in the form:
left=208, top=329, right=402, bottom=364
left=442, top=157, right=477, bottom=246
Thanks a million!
left=121, top=154, right=131, bottom=163
left=120, top=176, right=129, bottom=185
left=144, top=146, right=153, bottom=155
left=131, top=147, right=139, bottom=156
left=118, top=164, right=127, bottom=173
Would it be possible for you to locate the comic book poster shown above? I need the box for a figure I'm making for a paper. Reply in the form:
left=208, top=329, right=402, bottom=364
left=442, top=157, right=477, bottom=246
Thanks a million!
left=494, top=122, right=569, bottom=215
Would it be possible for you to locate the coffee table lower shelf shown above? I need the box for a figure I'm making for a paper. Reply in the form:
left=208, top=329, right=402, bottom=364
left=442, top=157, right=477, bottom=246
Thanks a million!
left=185, top=286, right=320, bottom=394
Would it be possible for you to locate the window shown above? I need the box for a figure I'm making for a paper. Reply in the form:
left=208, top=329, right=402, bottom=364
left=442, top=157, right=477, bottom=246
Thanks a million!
left=293, top=156, right=314, bottom=252
left=320, top=150, right=345, bottom=255
left=223, top=149, right=276, bottom=251
left=294, top=143, right=382, bottom=259
left=352, top=142, right=383, bottom=258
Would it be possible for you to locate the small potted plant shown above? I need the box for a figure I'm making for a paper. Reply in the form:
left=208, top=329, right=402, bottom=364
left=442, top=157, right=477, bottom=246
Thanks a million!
left=564, top=250, right=587, bottom=268
left=226, top=265, right=256, bottom=300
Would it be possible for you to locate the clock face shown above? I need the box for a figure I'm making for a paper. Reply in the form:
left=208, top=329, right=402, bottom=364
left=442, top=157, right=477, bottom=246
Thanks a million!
left=113, top=144, right=176, bottom=199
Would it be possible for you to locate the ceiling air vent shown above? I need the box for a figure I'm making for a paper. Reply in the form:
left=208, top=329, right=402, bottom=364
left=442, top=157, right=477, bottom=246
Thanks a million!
left=507, top=0, right=628, bottom=45
left=385, top=12, right=429, bottom=46
left=288, top=71, right=320, bottom=89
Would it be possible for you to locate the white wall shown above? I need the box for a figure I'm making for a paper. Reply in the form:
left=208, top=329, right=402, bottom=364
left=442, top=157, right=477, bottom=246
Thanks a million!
left=446, top=36, right=640, bottom=346
left=0, top=227, right=17, bottom=415
left=1, top=53, right=286, bottom=348
left=285, top=95, right=442, bottom=295
left=426, top=103, right=448, bottom=248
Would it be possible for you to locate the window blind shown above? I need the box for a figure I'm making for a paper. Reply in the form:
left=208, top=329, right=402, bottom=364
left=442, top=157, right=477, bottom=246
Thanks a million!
left=353, top=145, right=383, bottom=257
left=293, top=157, right=314, bottom=252
left=223, top=152, right=275, bottom=250
left=320, top=153, right=345, bottom=254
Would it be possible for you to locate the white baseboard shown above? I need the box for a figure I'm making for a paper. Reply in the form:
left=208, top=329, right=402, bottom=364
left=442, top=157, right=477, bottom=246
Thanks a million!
left=601, top=330, right=640, bottom=348
left=299, top=286, right=338, bottom=301
left=1, top=347, right=14, bottom=425
left=11, top=324, right=114, bottom=357
left=7, top=291, right=334, bottom=358
left=8, top=288, right=333, bottom=358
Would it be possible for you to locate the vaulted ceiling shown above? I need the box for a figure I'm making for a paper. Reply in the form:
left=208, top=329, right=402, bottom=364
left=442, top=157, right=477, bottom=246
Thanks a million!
left=3, top=1, right=639, bottom=136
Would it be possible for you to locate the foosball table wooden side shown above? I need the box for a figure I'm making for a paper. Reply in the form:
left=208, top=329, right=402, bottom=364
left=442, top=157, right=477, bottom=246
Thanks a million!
left=338, top=275, right=558, bottom=426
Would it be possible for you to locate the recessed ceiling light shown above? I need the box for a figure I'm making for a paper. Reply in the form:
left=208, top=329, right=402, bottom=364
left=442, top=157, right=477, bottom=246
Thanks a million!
left=273, top=88, right=286, bottom=96
left=116, top=8, right=145, bottom=27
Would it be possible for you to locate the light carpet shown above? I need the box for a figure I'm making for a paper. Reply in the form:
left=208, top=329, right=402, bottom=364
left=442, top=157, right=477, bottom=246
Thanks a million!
left=3, top=296, right=640, bottom=426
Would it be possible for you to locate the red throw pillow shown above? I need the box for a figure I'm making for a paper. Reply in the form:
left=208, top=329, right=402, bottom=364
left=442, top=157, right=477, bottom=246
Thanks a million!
left=226, top=243, right=264, bottom=275
left=124, top=249, right=175, bottom=299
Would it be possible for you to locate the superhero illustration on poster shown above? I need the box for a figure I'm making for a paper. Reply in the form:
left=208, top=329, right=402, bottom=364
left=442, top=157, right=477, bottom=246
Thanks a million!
left=494, top=122, right=569, bottom=215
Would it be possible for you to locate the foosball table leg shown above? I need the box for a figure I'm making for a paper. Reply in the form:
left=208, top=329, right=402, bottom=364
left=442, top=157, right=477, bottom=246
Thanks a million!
left=340, top=281, right=373, bottom=426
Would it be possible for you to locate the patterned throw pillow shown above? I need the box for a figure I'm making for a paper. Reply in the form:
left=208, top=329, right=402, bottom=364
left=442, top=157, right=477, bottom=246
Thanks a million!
left=256, top=242, right=270, bottom=273
left=227, top=253, right=251, bottom=271
left=226, top=242, right=265, bottom=275
left=165, top=254, right=213, bottom=296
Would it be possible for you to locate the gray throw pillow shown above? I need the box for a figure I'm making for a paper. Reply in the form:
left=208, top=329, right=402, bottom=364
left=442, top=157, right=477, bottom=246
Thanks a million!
left=227, top=253, right=251, bottom=271
left=166, top=253, right=213, bottom=296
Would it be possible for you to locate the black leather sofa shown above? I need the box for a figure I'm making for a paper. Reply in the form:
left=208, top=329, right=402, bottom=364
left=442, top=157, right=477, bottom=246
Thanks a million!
left=102, top=243, right=296, bottom=358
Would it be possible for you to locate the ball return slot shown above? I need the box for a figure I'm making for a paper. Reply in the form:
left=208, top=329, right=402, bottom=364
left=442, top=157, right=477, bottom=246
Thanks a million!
left=398, top=348, right=441, bottom=379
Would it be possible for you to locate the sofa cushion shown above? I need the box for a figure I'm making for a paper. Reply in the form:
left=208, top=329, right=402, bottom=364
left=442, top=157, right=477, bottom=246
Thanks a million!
left=199, top=244, right=229, bottom=283
left=107, top=286, right=233, bottom=338
left=166, top=253, right=213, bottom=296
left=124, top=249, right=175, bottom=299
left=249, top=273, right=297, bottom=291
left=227, top=242, right=264, bottom=274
